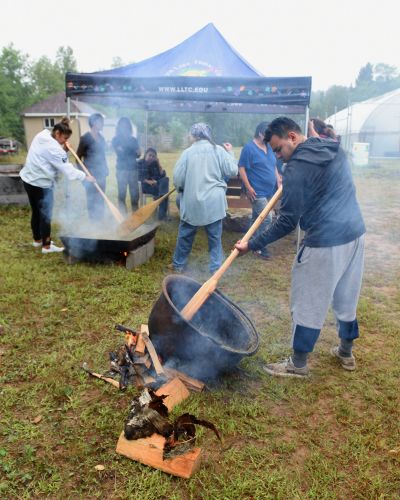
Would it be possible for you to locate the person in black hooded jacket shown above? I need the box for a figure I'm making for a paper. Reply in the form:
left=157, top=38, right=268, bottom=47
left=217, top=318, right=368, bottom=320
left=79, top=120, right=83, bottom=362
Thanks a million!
left=235, top=117, right=366, bottom=378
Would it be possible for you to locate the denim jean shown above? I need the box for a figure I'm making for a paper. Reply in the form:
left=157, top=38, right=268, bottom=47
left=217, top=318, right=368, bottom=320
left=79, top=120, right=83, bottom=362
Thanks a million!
left=173, top=219, right=224, bottom=273
left=142, top=176, right=169, bottom=219
left=251, top=197, right=272, bottom=254
left=116, top=169, right=139, bottom=214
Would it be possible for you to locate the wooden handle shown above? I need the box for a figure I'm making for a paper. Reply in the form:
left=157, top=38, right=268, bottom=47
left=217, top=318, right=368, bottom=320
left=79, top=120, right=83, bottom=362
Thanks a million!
left=155, top=187, right=176, bottom=205
left=65, top=142, right=125, bottom=224
left=180, top=186, right=283, bottom=321
left=118, top=188, right=176, bottom=234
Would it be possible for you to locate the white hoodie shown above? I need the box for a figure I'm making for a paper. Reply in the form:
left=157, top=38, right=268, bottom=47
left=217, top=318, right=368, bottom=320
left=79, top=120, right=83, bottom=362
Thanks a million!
left=20, top=129, right=85, bottom=188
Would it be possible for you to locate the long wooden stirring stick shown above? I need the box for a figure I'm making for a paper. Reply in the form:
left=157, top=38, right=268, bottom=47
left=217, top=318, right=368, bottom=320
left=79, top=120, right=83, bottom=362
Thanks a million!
left=118, top=188, right=176, bottom=235
left=65, top=142, right=124, bottom=224
left=180, top=185, right=283, bottom=321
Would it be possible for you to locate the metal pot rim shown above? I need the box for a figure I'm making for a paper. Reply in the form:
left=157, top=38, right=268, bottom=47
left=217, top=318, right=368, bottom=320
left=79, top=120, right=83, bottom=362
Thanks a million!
left=161, top=274, right=259, bottom=355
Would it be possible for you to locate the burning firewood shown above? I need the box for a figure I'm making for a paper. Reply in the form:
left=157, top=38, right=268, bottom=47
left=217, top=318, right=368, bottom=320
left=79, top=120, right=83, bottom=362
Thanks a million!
left=107, top=324, right=162, bottom=389
left=124, top=388, right=172, bottom=440
left=163, top=413, right=221, bottom=459
left=115, top=324, right=138, bottom=348
left=124, top=388, right=220, bottom=460
left=83, top=323, right=204, bottom=394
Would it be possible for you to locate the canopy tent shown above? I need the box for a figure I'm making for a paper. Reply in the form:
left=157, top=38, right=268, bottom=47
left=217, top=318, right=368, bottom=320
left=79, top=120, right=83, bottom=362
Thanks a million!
left=66, top=23, right=311, bottom=116
left=96, top=23, right=262, bottom=78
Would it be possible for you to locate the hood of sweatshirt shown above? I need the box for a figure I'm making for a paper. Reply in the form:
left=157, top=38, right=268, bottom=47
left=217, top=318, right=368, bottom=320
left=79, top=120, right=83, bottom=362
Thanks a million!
left=290, top=137, right=340, bottom=167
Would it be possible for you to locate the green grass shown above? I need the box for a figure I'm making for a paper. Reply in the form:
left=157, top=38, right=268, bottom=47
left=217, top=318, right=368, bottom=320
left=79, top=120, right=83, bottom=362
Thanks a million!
left=0, top=155, right=399, bottom=498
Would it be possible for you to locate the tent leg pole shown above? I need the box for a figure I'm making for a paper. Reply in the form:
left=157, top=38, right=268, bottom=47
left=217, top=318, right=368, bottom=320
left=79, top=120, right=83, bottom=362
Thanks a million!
left=296, top=106, right=309, bottom=252
left=65, top=97, right=72, bottom=214
left=145, top=110, right=148, bottom=150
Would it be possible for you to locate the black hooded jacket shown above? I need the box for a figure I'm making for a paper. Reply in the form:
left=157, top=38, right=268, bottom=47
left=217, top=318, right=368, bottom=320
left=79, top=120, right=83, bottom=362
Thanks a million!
left=248, top=138, right=366, bottom=250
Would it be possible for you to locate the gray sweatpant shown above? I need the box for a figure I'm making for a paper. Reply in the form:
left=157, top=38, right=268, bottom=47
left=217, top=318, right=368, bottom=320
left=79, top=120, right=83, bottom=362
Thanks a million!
left=290, top=235, right=365, bottom=352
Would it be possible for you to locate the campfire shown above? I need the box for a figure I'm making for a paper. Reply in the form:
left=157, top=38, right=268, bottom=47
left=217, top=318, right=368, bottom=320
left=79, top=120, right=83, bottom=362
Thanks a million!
left=82, top=323, right=204, bottom=393
left=82, top=321, right=213, bottom=478
left=81, top=274, right=260, bottom=478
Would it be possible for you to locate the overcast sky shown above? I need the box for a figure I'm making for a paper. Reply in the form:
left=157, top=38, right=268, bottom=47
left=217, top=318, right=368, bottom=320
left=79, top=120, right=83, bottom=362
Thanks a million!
left=2, top=0, right=399, bottom=90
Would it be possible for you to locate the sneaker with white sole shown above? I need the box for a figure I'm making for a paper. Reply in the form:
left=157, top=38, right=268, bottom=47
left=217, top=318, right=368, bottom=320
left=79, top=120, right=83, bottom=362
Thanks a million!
left=253, top=249, right=272, bottom=260
left=262, top=357, right=310, bottom=378
left=330, top=346, right=356, bottom=371
left=33, top=240, right=53, bottom=248
left=42, top=244, right=64, bottom=254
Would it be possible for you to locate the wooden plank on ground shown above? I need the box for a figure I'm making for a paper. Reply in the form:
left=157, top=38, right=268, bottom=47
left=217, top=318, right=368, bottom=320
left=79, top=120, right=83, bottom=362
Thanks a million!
left=116, top=432, right=201, bottom=479
left=133, top=353, right=151, bottom=368
left=163, top=367, right=205, bottom=393
left=155, top=377, right=190, bottom=412
left=141, top=333, right=165, bottom=376
left=135, top=324, right=148, bottom=355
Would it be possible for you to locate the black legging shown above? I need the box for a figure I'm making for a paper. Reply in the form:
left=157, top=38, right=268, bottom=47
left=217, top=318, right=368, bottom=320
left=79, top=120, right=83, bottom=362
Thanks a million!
left=23, top=181, right=54, bottom=245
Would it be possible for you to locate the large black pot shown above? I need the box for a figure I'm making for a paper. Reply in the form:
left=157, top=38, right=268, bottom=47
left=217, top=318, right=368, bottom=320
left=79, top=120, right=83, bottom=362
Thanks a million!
left=148, top=275, right=259, bottom=380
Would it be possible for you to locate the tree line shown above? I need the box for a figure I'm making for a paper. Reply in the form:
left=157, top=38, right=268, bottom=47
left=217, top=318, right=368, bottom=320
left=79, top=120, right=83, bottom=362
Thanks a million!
left=0, top=44, right=77, bottom=142
left=310, top=62, right=400, bottom=119
left=0, top=42, right=399, bottom=145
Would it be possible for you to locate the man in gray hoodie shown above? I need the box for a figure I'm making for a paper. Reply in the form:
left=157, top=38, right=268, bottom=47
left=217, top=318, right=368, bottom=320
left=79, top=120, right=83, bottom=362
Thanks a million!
left=235, top=117, right=366, bottom=378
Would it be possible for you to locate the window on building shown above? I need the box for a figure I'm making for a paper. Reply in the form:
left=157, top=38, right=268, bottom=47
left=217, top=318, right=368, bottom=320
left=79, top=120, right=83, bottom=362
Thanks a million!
left=44, top=118, right=55, bottom=129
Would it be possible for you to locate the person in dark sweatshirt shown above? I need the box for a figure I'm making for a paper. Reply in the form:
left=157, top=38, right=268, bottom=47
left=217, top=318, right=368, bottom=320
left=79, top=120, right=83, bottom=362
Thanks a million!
left=235, top=117, right=366, bottom=378
left=77, top=113, right=109, bottom=221
left=112, top=117, right=141, bottom=214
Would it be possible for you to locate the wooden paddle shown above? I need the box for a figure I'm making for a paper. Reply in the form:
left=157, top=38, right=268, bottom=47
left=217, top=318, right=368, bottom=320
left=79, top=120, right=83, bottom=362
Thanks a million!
left=65, top=142, right=124, bottom=224
left=118, top=188, right=176, bottom=234
left=180, top=185, right=283, bottom=321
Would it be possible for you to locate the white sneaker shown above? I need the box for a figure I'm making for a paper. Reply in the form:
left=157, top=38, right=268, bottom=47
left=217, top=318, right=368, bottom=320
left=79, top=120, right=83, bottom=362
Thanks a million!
left=42, top=244, right=64, bottom=254
left=33, top=240, right=53, bottom=248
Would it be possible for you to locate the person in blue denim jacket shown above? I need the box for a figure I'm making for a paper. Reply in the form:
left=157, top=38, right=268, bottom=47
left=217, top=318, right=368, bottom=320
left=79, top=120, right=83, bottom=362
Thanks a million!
left=171, top=123, right=238, bottom=274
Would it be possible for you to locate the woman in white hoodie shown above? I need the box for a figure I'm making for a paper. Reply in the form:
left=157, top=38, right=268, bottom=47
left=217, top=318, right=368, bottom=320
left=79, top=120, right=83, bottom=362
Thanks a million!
left=20, top=118, right=95, bottom=253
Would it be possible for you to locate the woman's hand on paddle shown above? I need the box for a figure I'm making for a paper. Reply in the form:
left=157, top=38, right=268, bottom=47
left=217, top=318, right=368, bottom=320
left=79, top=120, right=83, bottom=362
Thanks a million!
left=235, top=239, right=249, bottom=256
left=85, top=174, right=96, bottom=183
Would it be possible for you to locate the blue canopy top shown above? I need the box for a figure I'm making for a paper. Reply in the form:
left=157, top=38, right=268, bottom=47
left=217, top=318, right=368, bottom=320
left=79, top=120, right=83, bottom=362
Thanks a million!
left=97, top=23, right=262, bottom=78
left=66, top=24, right=311, bottom=113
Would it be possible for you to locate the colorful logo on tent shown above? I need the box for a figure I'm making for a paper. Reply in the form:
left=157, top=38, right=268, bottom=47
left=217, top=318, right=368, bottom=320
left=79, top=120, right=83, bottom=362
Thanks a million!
left=165, top=60, right=223, bottom=77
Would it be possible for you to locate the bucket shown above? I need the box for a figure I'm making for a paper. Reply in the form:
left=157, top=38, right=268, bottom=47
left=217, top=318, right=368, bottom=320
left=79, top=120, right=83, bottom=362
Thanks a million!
left=148, top=275, right=259, bottom=380
left=352, top=142, right=369, bottom=166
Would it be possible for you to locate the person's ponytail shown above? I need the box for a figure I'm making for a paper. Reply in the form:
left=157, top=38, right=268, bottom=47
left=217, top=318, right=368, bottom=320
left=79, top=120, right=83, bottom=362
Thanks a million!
left=52, top=117, right=72, bottom=137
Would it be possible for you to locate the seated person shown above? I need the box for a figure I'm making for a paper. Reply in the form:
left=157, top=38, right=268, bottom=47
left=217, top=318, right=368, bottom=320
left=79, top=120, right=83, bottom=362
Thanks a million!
left=137, top=148, right=170, bottom=220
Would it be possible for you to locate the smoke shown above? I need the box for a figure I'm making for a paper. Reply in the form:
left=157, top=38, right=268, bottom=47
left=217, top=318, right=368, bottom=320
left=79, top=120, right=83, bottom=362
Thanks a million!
left=52, top=173, right=122, bottom=259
